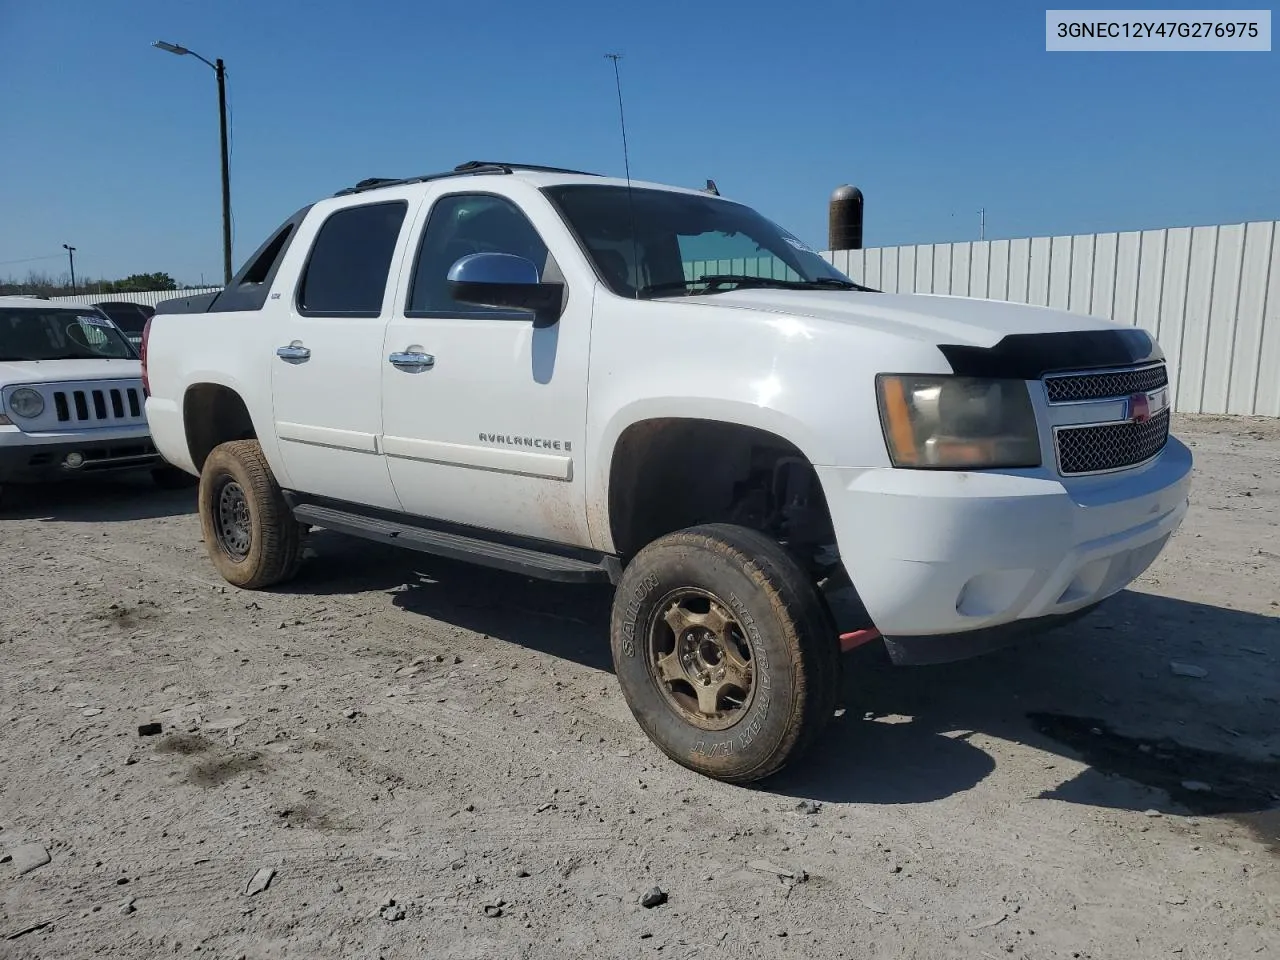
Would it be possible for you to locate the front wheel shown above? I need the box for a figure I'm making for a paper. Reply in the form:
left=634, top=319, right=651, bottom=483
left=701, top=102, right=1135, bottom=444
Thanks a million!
left=197, top=440, right=303, bottom=589
left=610, top=523, right=840, bottom=783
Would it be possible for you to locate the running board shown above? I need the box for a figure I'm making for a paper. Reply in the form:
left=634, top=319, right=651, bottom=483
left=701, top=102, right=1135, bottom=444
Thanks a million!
left=290, top=502, right=620, bottom=584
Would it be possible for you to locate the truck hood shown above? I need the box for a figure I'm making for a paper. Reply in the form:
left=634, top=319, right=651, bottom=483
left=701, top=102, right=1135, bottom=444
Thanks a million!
left=0, top=358, right=142, bottom=385
left=676, top=289, right=1120, bottom=348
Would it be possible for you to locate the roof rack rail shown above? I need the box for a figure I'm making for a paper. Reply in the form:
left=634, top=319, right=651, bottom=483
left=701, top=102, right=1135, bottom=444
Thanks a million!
left=453, top=161, right=601, bottom=176
left=333, top=161, right=601, bottom=197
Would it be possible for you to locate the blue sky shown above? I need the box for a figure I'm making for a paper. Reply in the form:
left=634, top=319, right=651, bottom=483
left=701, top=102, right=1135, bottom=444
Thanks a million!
left=1, top=1, right=1276, bottom=285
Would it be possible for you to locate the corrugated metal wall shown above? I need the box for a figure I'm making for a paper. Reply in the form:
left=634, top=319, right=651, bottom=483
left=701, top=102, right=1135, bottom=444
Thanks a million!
left=48, top=288, right=221, bottom=308
left=824, top=221, right=1280, bottom=416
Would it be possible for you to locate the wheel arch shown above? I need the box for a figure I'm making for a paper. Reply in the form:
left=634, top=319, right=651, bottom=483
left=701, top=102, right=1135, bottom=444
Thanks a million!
left=595, top=400, right=834, bottom=560
left=182, top=380, right=271, bottom=473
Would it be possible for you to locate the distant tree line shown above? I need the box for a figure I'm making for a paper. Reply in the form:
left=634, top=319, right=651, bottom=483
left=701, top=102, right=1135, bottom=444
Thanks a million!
left=0, top=270, right=199, bottom=298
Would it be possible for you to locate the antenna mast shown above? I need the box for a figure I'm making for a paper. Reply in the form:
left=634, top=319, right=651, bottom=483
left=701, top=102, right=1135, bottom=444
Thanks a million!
left=605, top=53, right=641, bottom=298
left=604, top=54, right=632, bottom=184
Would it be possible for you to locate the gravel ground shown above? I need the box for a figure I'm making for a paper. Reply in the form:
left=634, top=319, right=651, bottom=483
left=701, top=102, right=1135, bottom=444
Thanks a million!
left=2, top=414, right=1278, bottom=959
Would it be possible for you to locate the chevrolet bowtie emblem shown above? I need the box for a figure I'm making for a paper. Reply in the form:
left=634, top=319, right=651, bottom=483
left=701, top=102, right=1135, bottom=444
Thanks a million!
left=1129, top=392, right=1151, bottom=423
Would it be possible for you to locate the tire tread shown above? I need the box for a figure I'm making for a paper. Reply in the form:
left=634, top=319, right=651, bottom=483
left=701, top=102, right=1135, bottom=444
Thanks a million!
left=612, top=522, right=839, bottom=783
left=198, top=439, right=302, bottom=590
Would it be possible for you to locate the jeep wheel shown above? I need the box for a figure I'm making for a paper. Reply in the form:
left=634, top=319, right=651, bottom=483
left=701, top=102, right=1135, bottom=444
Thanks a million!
left=152, top=465, right=198, bottom=490
left=198, top=440, right=303, bottom=589
left=610, top=523, right=839, bottom=783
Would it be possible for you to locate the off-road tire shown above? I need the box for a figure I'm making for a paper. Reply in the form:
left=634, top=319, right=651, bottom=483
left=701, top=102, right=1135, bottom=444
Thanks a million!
left=151, top=465, right=198, bottom=490
left=198, top=440, right=303, bottom=589
left=610, top=523, right=840, bottom=783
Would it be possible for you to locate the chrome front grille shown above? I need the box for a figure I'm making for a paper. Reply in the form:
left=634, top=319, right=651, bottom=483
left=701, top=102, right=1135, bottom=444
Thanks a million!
left=1055, top=410, right=1171, bottom=475
left=1044, top=363, right=1168, bottom=403
left=52, top=385, right=143, bottom=424
left=1043, top=362, right=1172, bottom=475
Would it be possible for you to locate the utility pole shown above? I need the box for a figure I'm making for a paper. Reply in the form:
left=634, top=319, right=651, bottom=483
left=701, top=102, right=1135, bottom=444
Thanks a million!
left=62, top=244, right=77, bottom=294
left=979, top=207, right=986, bottom=241
left=215, top=58, right=231, bottom=285
left=154, top=41, right=234, bottom=285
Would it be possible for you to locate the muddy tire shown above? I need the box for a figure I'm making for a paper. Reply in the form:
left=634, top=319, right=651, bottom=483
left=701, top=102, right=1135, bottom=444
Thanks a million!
left=198, top=440, right=303, bottom=590
left=610, top=523, right=840, bottom=783
left=151, top=465, right=198, bottom=490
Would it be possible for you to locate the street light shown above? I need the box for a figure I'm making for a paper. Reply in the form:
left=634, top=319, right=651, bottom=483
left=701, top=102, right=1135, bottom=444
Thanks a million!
left=62, top=244, right=77, bottom=294
left=153, top=40, right=233, bottom=285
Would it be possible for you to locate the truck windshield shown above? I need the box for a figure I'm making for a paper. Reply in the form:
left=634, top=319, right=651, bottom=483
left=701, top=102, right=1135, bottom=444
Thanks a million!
left=542, top=184, right=877, bottom=299
left=0, top=308, right=137, bottom=362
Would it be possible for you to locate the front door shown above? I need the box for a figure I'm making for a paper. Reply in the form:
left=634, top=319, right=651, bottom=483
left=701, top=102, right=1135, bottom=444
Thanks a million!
left=270, top=197, right=413, bottom=510
left=380, top=189, right=593, bottom=546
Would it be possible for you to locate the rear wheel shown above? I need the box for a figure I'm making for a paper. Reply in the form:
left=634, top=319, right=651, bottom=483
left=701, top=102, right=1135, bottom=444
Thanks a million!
left=198, top=440, right=303, bottom=589
left=610, top=523, right=839, bottom=783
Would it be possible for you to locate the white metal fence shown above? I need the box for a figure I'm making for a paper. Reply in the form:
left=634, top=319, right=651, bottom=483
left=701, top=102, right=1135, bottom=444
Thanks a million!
left=824, top=221, right=1280, bottom=417
left=49, top=288, right=221, bottom=308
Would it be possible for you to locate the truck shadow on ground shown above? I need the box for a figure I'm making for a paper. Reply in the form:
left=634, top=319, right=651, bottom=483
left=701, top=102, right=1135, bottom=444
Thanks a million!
left=0, top=474, right=196, bottom=522
left=294, top=533, right=1280, bottom=834
left=774, top=590, right=1280, bottom=818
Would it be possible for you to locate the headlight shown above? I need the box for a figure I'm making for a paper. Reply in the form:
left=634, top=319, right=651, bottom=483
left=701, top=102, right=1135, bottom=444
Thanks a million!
left=876, top=374, right=1041, bottom=469
left=7, top=388, right=45, bottom=420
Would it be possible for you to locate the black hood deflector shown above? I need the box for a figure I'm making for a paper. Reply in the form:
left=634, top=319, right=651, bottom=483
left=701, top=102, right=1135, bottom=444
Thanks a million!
left=938, top=328, right=1161, bottom=380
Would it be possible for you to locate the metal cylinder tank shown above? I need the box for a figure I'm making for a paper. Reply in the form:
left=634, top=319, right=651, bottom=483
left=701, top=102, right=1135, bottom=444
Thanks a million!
left=828, top=185, right=864, bottom=251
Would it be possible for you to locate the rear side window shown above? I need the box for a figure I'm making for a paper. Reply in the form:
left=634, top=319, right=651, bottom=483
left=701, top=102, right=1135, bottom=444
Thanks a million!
left=297, top=200, right=407, bottom=316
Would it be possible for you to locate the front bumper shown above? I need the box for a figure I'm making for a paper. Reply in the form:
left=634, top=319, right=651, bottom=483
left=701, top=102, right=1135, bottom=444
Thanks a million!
left=818, top=436, right=1193, bottom=647
left=0, top=427, right=161, bottom=483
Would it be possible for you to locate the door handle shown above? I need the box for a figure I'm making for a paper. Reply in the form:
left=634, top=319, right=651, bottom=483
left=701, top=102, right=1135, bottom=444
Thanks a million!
left=276, top=342, right=311, bottom=363
left=388, top=350, right=435, bottom=371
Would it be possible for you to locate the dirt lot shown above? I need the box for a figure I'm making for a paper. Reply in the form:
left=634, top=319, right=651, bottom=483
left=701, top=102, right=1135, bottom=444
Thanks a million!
left=2, top=414, right=1278, bottom=960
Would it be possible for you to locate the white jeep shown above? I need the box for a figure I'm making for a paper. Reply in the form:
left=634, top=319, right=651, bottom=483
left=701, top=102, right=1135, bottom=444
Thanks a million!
left=0, top=297, right=191, bottom=504
left=141, top=162, right=1193, bottom=782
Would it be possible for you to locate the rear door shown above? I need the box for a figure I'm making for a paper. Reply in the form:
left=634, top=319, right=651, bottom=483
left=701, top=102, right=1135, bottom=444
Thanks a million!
left=269, top=196, right=416, bottom=510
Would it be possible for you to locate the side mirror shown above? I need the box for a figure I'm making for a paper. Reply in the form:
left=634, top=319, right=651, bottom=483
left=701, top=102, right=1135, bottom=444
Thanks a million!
left=447, top=253, right=564, bottom=321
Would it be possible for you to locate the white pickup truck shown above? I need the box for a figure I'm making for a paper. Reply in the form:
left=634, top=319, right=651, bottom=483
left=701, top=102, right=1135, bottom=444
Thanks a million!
left=142, top=161, right=1192, bottom=782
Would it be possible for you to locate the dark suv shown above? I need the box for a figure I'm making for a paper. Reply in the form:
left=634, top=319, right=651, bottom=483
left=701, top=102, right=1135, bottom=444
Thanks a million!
left=93, top=301, right=155, bottom=348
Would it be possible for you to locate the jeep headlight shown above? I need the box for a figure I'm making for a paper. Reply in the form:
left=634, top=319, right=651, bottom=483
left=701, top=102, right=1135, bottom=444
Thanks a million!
left=7, top=388, right=45, bottom=420
left=876, top=374, right=1041, bottom=469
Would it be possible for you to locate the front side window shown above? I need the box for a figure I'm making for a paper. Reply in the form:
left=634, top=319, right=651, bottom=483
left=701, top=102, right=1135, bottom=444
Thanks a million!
left=297, top=200, right=407, bottom=316
left=0, top=309, right=136, bottom=361
left=542, top=184, right=875, bottom=298
left=408, top=194, right=551, bottom=316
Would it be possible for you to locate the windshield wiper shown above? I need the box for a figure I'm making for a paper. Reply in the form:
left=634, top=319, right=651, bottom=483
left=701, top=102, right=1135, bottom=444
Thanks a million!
left=638, top=279, right=709, bottom=297
left=795, top=277, right=878, bottom=292
left=639, top=275, right=809, bottom=298
left=640, top=274, right=878, bottom=298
